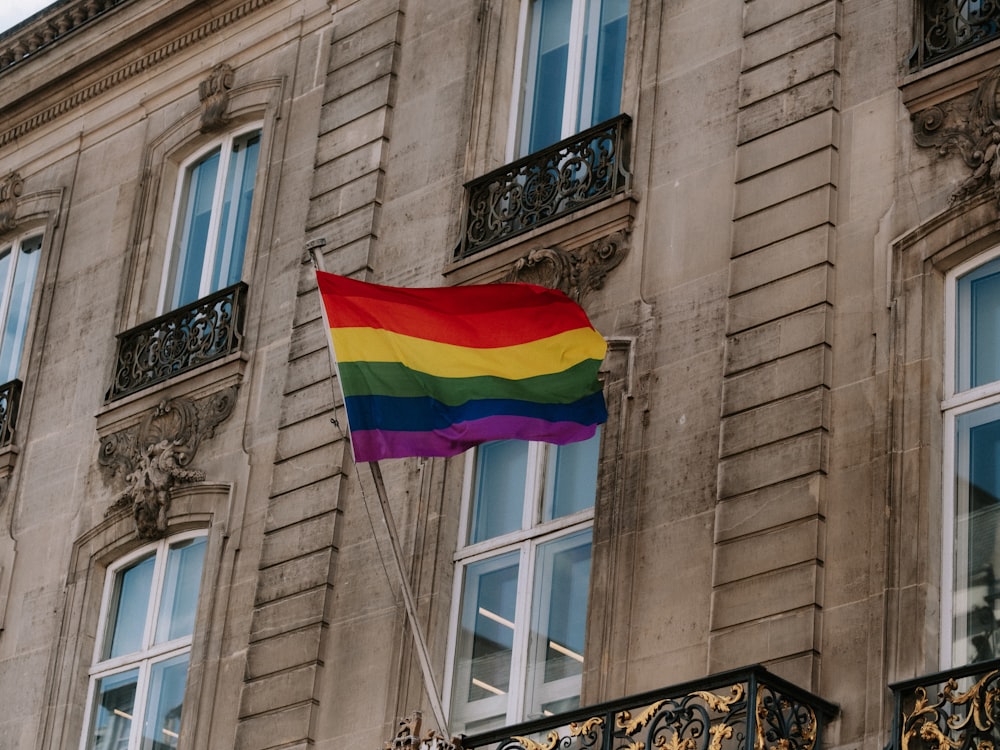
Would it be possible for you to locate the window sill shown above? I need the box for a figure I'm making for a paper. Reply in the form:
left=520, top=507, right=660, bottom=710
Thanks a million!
left=901, top=37, right=1000, bottom=114
left=444, top=192, right=636, bottom=286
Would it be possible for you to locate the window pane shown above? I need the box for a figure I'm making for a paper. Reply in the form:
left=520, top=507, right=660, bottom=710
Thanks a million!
left=583, top=0, right=628, bottom=126
left=140, top=653, right=190, bottom=750
left=211, top=132, right=260, bottom=291
left=954, top=404, right=1000, bottom=665
left=171, top=148, right=221, bottom=308
left=542, top=429, right=600, bottom=521
left=470, top=441, right=528, bottom=543
left=452, top=553, right=520, bottom=731
left=524, top=0, right=572, bottom=153
left=87, top=668, right=139, bottom=750
left=0, top=235, right=41, bottom=383
left=105, top=554, right=156, bottom=659
left=958, top=256, right=1000, bottom=390
left=154, top=537, right=207, bottom=644
left=524, top=530, right=591, bottom=719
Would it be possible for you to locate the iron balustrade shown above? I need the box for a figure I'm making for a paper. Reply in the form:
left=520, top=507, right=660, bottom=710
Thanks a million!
left=456, top=666, right=836, bottom=750
left=910, top=0, right=1000, bottom=70
left=0, top=379, right=22, bottom=447
left=890, top=658, right=1000, bottom=750
left=458, top=115, right=632, bottom=260
left=107, top=282, right=247, bottom=401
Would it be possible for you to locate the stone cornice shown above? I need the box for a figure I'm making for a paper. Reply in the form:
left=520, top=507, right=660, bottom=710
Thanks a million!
left=0, top=0, right=279, bottom=150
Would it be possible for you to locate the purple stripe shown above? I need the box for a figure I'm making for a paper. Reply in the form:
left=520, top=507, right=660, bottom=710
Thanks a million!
left=349, top=415, right=601, bottom=462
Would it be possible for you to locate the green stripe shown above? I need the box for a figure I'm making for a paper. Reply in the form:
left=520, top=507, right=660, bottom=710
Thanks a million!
left=338, top=359, right=603, bottom=406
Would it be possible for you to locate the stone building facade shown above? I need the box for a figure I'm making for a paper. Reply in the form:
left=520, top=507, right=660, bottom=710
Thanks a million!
left=0, top=2, right=996, bottom=750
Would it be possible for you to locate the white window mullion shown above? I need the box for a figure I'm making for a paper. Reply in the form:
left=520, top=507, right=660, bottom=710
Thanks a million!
left=577, top=0, right=601, bottom=130
left=562, top=0, right=587, bottom=140
left=507, top=540, right=534, bottom=725
left=508, top=0, right=534, bottom=162
left=198, top=140, right=232, bottom=300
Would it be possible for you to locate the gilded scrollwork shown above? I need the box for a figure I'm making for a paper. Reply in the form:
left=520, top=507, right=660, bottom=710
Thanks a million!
left=755, top=686, right=817, bottom=750
left=900, top=672, right=1000, bottom=750
left=99, top=386, right=238, bottom=538
left=511, top=731, right=562, bottom=750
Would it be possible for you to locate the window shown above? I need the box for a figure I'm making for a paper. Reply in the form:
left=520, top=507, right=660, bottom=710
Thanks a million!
left=515, top=0, right=628, bottom=156
left=82, top=533, right=207, bottom=750
left=447, top=433, right=600, bottom=734
left=161, top=128, right=261, bottom=311
left=0, top=232, right=41, bottom=384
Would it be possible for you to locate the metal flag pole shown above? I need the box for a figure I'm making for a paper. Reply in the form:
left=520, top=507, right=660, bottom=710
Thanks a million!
left=306, top=241, right=450, bottom=736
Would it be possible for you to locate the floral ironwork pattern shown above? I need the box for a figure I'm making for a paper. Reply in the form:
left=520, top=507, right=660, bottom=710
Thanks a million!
left=457, top=668, right=834, bottom=750
left=894, top=662, right=1000, bottom=750
left=910, top=0, right=1000, bottom=71
left=107, top=282, right=247, bottom=401
left=0, top=379, right=22, bottom=447
left=458, top=114, right=632, bottom=259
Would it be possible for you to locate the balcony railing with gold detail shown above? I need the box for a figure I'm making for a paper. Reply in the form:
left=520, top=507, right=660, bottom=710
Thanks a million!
left=0, top=379, right=22, bottom=446
left=107, top=283, right=247, bottom=401
left=457, top=666, right=836, bottom=750
left=891, top=658, right=1000, bottom=750
left=457, top=114, right=632, bottom=260
left=910, top=0, right=1000, bottom=70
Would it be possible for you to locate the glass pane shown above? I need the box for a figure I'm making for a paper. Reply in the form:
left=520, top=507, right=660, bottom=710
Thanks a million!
left=452, top=553, right=520, bottom=731
left=0, top=235, right=41, bottom=383
left=470, top=441, right=528, bottom=543
left=87, top=668, right=139, bottom=750
left=105, top=554, right=156, bottom=659
left=171, top=148, right=221, bottom=308
left=154, top=537, right=206, bottom=644
left=954, top=404, right=1000, bottom=665
left=140, top=653, right=190, bottom=750
left=212, top=131, right=260, bottom=291
left=524, top=530, right=591, bottom=719
left=958, top=256, right=1000, bottom=390
left=583, top=0, right=628, bottom=127
left=542, top=429, right=600, bottom=521
left=524, top=0, right=572, bottom=154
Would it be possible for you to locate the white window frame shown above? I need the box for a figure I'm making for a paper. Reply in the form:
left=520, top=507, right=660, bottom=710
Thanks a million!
left=0, top=229, right=43, bottom=384
left=443, top=440, right=597, bottom=733
left=79, top=529, right=207, bottom=750
left=158, top=124, right=262, bottom=313
left=941, top=244, right=1000, bottom=668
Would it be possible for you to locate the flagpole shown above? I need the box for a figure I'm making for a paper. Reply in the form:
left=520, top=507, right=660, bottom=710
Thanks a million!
left=306, top=241, right=450, bottom=736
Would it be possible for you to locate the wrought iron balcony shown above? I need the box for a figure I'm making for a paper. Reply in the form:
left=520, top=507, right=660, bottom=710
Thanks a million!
left=910, top=0, right=1000, bottom=70
left=107, top=282, right=247, bottom=401
left=457, top=666, right=836, bottom=750
left=0, top=379, right=22, bottom=447
left=457, top=114, right=632, bottom=260
left=890, top=658, right=1000, bottom=750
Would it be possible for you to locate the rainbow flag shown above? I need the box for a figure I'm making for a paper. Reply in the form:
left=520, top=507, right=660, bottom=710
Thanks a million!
left=316, top=271, right=607, bottom=462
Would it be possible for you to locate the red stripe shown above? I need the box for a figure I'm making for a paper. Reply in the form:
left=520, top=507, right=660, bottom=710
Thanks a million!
left=317, top=271, right=596, bottom=347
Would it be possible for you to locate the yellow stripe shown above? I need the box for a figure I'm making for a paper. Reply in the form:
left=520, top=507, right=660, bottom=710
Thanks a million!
left=330, top=326, right=606, bottom=380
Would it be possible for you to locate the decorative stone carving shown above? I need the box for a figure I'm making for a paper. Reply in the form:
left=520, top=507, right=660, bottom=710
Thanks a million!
left=99, top=386, right=238, bottom=538
left=505, top=230, right=629, bottom=301
left=199, top=62, right=234, bottom=132
left=0, top=173, right=24, bottom=231
left=384, top=712, right=458, bottom=750
left=912, top=67, right=1000, bottom=205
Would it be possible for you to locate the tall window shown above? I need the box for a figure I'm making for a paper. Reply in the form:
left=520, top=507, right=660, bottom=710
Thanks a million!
left=82, top=533, right=207, bottom=750
left=0, top=232, right=41, bottom=384
left=162, top=128, right=261, bottom=311
left=516, top=0, right=628, bottom=155
left=448, top=433, right=600, bottom=734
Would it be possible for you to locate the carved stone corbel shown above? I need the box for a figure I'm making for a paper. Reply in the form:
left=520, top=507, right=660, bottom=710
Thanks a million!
left=912, top=67, right=1000, bottom=205
left=98, top=386, right=238, bottom=538
left=384, top=712, right=459, bottom=750
left=199, top=62, right=234, bottom=132
left=0, top=172, right=24, bottom=231
left=505, top=229, right=630, bottom=301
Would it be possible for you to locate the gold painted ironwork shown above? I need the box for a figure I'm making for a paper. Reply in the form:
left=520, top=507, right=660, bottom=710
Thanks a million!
left=899, top=670, right=1000, bottom=750
left=755, top=685, right=818, bottom=750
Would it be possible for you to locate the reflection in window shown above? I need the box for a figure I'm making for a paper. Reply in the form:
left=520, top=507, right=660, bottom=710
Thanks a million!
left=519, top=0, right=628, bottom=155
left=0, top=233, right=41, bottom=384
left=164, top=129, right=260, bottom=311
left=83, top=534, right=207, bottom=750
left=450, top=432, right=600, bottom=734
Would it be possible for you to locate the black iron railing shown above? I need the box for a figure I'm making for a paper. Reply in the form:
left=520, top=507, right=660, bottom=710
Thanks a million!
left=910, top=0, right=1000, bottom=70
left=458, top=114, right=632, bottom=260
left=458, top=666, right=836, bottom=750
left=0, top=379, right=22, bottom=446
left=890, top=659, right=1000, bottom=750
left=107, top=283, right=247, bottom=401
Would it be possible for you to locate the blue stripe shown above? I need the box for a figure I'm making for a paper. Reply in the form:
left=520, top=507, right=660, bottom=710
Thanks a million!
left=343, top=391, right=608, bottom=432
